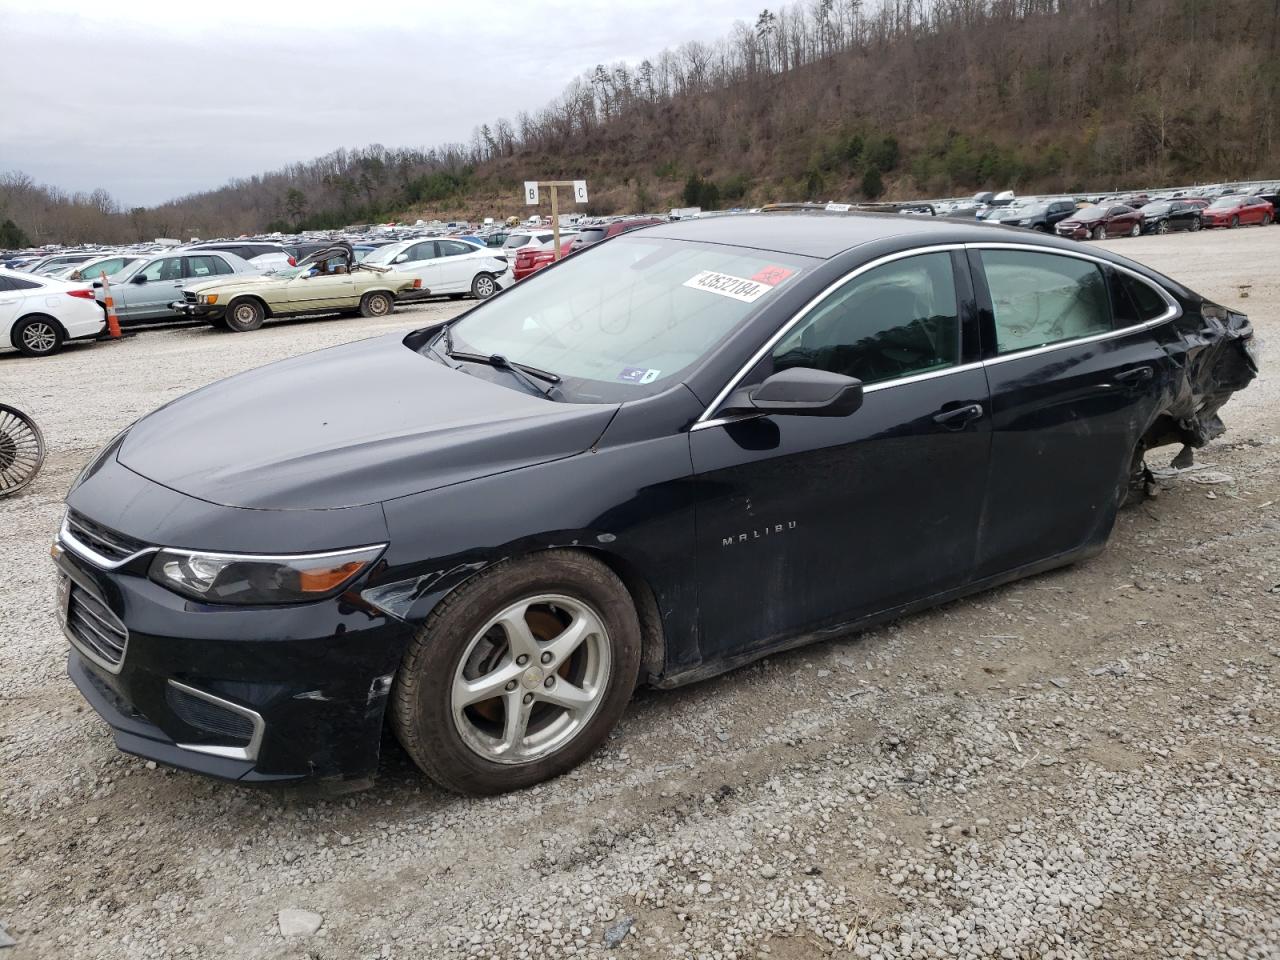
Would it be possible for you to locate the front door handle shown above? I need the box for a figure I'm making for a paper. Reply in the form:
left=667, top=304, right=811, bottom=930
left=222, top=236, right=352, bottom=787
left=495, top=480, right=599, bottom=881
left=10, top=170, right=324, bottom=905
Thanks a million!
left=1115, top=366, right=1154, bottom=385
left=933, top=403, right=984, bottom=429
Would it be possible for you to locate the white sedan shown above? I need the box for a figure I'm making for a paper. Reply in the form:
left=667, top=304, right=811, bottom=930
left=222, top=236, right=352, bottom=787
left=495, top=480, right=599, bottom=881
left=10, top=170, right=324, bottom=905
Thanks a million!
left=0, top=268, right=106, bottom=357
left=363, top=238, right=512, bottom=299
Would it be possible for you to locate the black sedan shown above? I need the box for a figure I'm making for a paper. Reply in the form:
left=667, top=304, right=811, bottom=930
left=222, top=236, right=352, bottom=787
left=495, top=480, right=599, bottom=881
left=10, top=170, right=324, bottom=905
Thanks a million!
left=1139, top=200, right=1204, bottom=234
left=53, top=215, right=1258, bottom=794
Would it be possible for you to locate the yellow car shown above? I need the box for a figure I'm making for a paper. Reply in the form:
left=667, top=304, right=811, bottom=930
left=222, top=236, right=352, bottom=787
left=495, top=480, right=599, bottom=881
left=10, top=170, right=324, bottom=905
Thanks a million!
left=173, top=243, right=425, bottom=332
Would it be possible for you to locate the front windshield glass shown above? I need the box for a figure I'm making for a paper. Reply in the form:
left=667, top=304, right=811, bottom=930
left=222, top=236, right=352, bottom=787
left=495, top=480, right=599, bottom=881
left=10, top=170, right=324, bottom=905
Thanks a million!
left=1208, top=197, right=1239, bottom=210
left=1141, top=202, right=1171, bottom=215
left=441, top=237, right=812, bottom=403
left=363, top=243, right=406, bottom=265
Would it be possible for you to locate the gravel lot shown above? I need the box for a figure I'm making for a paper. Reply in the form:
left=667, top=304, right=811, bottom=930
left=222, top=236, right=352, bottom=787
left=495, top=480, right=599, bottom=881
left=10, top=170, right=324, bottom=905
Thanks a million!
left=1, top=231, right=1277, bottom=960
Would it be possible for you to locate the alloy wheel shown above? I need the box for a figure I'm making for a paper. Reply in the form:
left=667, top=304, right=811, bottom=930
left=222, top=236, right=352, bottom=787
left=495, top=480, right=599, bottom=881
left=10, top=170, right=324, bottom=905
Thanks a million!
left=451, top=594, right=611, bottom=764
left=21, top=321, right=57, bottom=354
left=474, top=275, right=496, bottom=298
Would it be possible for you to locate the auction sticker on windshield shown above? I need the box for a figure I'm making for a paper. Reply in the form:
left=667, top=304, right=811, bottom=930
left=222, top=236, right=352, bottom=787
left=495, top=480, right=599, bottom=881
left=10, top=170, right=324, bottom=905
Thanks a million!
left=683, top=268, right=796, bottom=303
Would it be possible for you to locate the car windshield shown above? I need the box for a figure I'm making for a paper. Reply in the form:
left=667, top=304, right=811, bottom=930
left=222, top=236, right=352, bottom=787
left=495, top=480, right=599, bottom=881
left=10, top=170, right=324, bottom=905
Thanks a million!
left=1141, top=202, right=1171, bottom=215
left=1208, top=197, right=1240, bottom=210
left=1074, top=206, right=1106, bottom=219
left=440, top=237, right=812, bottom=403
left=363, top=243, right=407, bottom=265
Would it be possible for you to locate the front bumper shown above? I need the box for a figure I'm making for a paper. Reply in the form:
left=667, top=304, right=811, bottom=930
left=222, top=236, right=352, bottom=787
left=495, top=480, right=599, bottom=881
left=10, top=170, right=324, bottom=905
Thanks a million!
left=1055, top=225, right=1090, bottom=240
left=54, top=456, right=412, bottom=784
left=169, top=299, right=225, bottom=320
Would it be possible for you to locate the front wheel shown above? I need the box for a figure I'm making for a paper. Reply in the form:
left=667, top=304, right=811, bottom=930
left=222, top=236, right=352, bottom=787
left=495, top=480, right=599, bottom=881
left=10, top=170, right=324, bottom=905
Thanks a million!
left=1190, top=217, right=1202, bottom=232
left=390, top=550, right=642, bottom=795
left=12, top=316, right=64, bottom=357
left=1155, top=220, right=1169, bottom=234
left=359, top=291, right=394, bottom=318
left=471, top=272, right=498, bottom=299
left=1092, top=225, right=1106, bottom=240
left=1230, top=215, right=1239, bottom=228
left=225, top=298, right=265, bottom=332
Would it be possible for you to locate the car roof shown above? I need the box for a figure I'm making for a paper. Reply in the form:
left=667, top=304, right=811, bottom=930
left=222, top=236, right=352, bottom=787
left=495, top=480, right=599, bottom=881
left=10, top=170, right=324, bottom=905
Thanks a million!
left=636, top=211, right=1051, bottom=259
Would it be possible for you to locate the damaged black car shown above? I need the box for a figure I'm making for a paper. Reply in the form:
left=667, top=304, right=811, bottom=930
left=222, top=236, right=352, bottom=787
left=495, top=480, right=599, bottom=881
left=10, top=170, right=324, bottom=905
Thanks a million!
left=52, top=214, right=1257, bottom=794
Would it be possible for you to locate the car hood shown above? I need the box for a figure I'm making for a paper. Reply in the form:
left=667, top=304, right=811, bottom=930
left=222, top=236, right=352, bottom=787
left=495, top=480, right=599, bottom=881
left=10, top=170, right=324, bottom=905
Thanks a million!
left=185, top=274, right=286, bottom=295
left=116, top=333, right=619, bottom=510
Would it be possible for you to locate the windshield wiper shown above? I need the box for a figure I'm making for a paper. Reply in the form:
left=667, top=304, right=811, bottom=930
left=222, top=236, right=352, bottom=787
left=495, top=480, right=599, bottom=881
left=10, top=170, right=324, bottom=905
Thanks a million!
left=441, top=333, right=561, bottom=398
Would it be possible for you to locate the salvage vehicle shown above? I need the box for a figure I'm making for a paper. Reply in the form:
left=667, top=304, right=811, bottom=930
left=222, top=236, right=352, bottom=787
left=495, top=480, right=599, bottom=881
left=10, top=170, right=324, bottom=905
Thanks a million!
left=94, top=250, right=260, bottom=325
left=979, top=199, right=1076, bottom=232
left=53, top=214, right=1257, bottom=794
left=1054, top=203, right=1143, bottom=240
left=1199, top=195, right=1274, bottom=229
left=1, top=268, right=105, bottom=357
left=513, top=236, right=576, bottom=281
left=568, top=217, right=667, bottom=252
left=1139, top=200, right=1203, bottom=234
left=362, top=237, right=510, bottom=300
left=172, top=243, right=425, bottom=331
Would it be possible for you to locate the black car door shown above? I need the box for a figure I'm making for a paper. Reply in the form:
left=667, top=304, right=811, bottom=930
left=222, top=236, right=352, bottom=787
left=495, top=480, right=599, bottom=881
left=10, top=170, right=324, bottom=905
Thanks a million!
left=690, top=248, right=991, bottom=662
left=967, top=245, right=1178, bottom=579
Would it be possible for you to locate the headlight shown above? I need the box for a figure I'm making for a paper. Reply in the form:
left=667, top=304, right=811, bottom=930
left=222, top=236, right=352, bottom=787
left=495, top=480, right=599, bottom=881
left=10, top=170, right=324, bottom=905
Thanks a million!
left=197, top=294, right=218, bottom=305
left=148, top=544, right=385, bottom=605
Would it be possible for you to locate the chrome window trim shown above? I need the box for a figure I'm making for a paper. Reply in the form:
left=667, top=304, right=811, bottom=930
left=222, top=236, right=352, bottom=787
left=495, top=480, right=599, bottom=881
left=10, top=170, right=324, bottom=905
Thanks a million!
left=60, top=516, right=158, bottom=571
left=692, top=240, right=1182, bottom=429
left=693, top=244, right=966, bottom=427
left=169, top=680, right=266, bottom=763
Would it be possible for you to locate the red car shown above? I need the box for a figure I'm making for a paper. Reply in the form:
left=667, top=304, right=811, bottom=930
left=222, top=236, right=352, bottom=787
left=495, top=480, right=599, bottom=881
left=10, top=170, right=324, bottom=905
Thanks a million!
left=1054, top=203, right=1143, bottom=240
left=568, top=217, right=666, bottom=252
left=513, top=237, right=575, bottom=281
left=1199, top=195, right=1275, bottom=229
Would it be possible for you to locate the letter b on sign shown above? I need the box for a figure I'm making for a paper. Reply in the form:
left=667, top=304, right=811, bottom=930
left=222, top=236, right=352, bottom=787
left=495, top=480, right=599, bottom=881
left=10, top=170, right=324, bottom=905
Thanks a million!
left=524, top=181, right=539, bottom=206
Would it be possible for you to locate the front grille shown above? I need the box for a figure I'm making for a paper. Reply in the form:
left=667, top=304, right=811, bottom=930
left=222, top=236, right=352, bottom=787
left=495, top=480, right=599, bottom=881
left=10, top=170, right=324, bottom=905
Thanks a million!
left=65, top=510, right=149, bottom=563
left=166, top=685, right=255, bottom=744
left=183, top=291, right=197, bottom=304
left=67, top=584, right=128, bottom=668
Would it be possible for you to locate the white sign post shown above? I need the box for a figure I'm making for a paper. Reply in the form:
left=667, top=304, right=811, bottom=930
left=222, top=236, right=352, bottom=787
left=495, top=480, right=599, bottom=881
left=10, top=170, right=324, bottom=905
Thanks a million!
left=519, top=180, right=589, bottom=261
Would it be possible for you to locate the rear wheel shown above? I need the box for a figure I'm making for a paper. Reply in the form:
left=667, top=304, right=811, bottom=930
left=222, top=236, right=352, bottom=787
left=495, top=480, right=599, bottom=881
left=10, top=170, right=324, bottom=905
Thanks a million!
left=471, top=272, right=498, bottom=299
left=225, top=298, right=265, bottom=332
left=1262, top=213, right=1272, bottom=226
left=12, top=316, right=64, bottom=357
left=1128, top=222, right=1140, bottom=237
left=359, top=291, right=394, bottom=318
left=390, top=550, right=642, bottom=795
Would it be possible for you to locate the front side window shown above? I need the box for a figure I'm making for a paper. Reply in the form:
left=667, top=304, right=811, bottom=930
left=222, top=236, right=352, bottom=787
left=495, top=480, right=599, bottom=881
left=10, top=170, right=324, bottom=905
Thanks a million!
left=138, top=258, right=183, bottom=282
left=769, top=252, right=959, bottom=386
left=981, top=250, right=1111, bottom=354
left=444, top=237, right=812, bottom=402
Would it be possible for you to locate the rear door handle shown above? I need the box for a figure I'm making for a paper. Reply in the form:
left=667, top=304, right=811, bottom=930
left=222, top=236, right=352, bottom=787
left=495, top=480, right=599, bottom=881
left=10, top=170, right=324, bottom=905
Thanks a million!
left=933, top=403, right=984, bottom=429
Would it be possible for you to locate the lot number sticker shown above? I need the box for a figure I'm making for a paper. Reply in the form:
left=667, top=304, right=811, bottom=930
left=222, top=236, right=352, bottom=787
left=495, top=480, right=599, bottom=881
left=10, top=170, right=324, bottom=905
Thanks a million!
left=683, top=270, right=789, bottom=303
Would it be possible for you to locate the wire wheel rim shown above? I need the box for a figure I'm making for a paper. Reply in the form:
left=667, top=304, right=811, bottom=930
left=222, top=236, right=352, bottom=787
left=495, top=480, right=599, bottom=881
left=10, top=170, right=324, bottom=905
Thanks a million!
left=0, top=405, right=46, bottom=497
left=367, top=295, right=390, bottom=315
left=21, top=322, right=56, bottom=352
left=451, top=593, right=611, bottom=765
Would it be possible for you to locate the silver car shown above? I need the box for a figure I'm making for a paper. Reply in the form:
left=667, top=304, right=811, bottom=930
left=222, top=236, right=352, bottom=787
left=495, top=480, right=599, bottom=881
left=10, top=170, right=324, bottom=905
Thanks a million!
left=94, top=250, right=259, bottom=324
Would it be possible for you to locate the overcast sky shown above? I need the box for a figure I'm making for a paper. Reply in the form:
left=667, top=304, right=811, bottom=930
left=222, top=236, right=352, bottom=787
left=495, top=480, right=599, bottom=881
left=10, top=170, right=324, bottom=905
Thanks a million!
left=1, top=0, right=751, bottom=207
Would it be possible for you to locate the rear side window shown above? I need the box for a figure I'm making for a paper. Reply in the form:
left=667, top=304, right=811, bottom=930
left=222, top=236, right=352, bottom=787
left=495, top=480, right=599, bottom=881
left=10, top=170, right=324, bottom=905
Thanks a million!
left=438, top=240, right=473, bottom=257
left=5, top=275, right=42, bottom=290
left=185, top=255, right=226, bottom=278
left=980, top=250, right=1111, bottom=354
left=771, top=251, right=960, bottom=386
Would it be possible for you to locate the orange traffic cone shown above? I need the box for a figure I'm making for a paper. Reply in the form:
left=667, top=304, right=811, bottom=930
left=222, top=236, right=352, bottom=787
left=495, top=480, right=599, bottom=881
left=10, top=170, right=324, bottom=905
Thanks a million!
left=100, top=273, right=123, bottom=339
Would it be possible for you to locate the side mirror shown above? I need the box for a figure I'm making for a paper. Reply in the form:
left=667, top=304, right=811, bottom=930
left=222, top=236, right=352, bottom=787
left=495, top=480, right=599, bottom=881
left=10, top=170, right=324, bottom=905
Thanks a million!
left=132, top=274, right=148, bottom=284
left=727, top=368, right=864, bottom=418
left=394, top=253, right=408, bottom=263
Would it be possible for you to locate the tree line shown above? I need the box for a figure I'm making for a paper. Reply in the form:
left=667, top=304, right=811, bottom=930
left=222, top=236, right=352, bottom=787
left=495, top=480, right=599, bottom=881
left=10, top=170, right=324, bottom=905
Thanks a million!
left=3, top=0, right=1277, bottom=245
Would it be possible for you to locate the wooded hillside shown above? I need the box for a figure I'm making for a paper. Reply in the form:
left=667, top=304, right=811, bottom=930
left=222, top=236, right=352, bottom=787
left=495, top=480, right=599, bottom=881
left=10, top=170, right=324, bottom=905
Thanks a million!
left=4, top=0, right=1277, bottom=244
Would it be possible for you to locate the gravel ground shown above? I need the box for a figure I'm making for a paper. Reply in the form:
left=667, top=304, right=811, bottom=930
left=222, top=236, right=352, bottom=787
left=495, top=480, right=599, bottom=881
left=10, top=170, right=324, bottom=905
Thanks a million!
left=1, top=231, right=1277, bottom=960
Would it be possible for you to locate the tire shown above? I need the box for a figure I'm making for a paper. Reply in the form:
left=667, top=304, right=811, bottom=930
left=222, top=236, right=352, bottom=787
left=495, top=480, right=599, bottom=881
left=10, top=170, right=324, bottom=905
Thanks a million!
left=1229, top=215, right=1239, bottom=229
left=1155, top=220, right=1169, bottom=234
left=1190, top=216, right=1202, bottom=232
left=0, top=403, right=46, bottom=498
left=471, top=272, right=498, bottom=299
left=11, top=315, right=64, bottom=357
left=1129, top=223, right=1140, bottom=237
left=1092, top=226, right=1106, bottom=240
left=208, top=316, right=230, bottom=330
left=390, top=549, right=642, bottom=795
left=1262, top=213, right=1272, bottom=226
left=359, top=291, right=394, bottom=318
left=225, top=298, right=265, bottom=332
